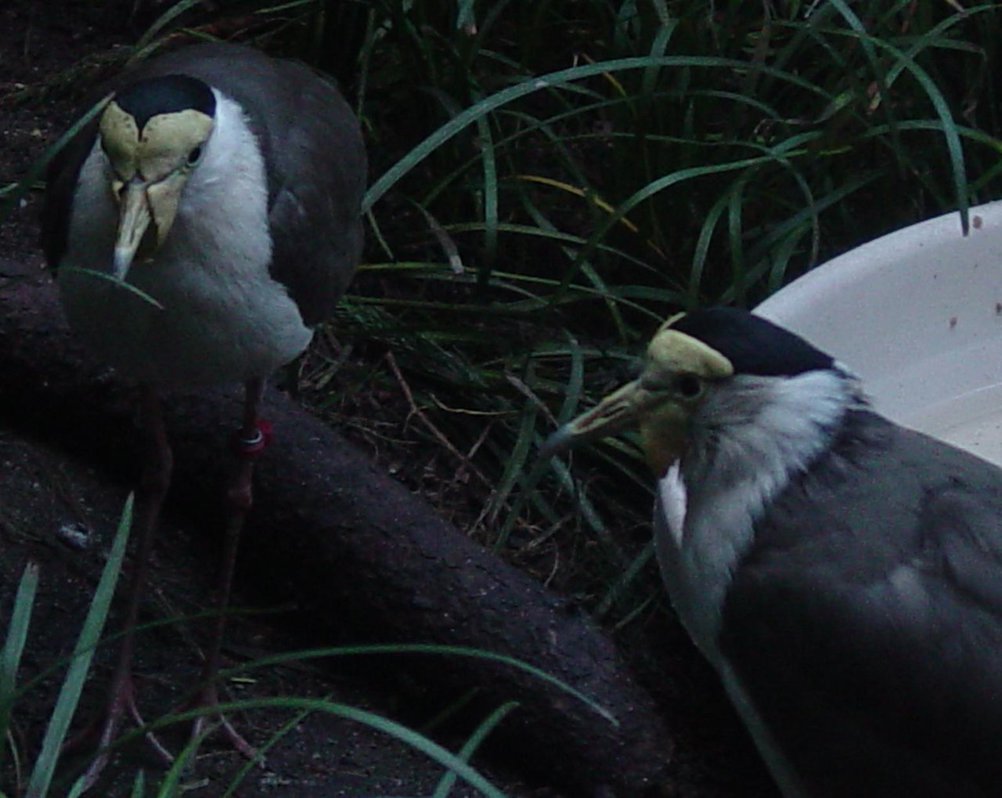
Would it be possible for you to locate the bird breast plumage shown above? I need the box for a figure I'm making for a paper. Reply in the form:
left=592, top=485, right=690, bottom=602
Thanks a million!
left=57, top=90, right=311, bottom=385
left=653, top=369, right=857, bottom=663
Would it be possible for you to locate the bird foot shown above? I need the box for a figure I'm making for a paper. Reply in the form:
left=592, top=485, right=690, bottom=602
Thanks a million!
left=63, top=670, right=173, bottom=792
left=66, top=678, right=262, bottom=792
left=177, top=683, right=263, bottom=766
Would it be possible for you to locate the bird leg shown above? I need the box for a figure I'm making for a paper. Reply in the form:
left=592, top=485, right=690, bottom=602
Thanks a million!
left=66, top=386, right=174, bottom=790
left=184, top=377, right=269, bottom=762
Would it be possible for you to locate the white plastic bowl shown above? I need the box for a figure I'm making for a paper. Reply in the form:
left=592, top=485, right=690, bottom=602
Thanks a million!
left=755, top=200, right=1002, bottom=466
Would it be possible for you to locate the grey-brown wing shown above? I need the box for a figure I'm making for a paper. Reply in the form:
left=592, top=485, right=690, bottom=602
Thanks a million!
left=262, top=59, right=365, bottom=325
left=720, top=415, right=1002, bottom=797
left=146, top=43, right=366, bottom=325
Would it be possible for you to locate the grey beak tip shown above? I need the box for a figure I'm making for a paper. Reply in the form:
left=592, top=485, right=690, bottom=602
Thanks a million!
left=539, top=425, right=573, bottom=460
left=112, top=252, right=133, bottom=281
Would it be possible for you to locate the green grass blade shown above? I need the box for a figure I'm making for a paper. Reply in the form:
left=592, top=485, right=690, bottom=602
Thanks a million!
left=127, top=697, right=510, bottom=798
left=362, top=55, right=833, bottom=213
left=130, top=770, right=146, bottom=798
left=132, top=0, right=204, bottom=53
left=195, top=643, right=617, bottom=727
left=476, top=111, right=499, bottom=284
left=221, top=704, right=315, bottom=798
left=0, top=563, right=40, bottom=774
left=828, top=0, right=970, bottom=231
left=59, top=267, right=165, bottom=310
left=26, top=495, right=134, bottom=798
left=432, top=702, right=519, bottom=798
left=154, top=721, right=209, bottom=798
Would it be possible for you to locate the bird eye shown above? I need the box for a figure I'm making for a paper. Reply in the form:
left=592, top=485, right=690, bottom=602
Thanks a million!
left=675, top=373, right=703, bottom=399
left=186, top=146, right=203, bottom=165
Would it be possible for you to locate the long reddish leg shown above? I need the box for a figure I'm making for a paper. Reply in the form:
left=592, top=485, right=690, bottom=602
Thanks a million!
left=186, top=377, right=269, bottom=761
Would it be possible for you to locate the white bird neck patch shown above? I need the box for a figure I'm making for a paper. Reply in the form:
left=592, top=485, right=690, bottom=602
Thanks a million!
left=655, top=367, right=863, bottom=664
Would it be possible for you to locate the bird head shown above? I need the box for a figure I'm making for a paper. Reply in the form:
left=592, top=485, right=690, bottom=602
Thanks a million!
left=542, top=308, right=840, bottom=475
left=97, top=74, right=216, bottom=279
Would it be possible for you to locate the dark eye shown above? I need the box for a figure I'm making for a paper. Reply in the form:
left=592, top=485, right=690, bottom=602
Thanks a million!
left=675, top=373, right=703, bottom=399
left=187, top=146, right=203, bottom=165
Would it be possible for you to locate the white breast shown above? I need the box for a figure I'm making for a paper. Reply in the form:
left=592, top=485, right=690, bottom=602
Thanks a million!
left=655, top=464, right=760, bottom=665
left=652, top=369, right=856, bottom=665
left=58, top=90, right=311, bottom=386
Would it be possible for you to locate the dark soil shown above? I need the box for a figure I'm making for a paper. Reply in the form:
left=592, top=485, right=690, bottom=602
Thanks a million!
left=0, top=3, right=777, bottom=797
left=0, top=426, right=549, bottom=798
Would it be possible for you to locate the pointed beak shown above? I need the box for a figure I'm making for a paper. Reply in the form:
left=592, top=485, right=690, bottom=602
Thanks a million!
left=540, top=325, right=733, bottom=472
left=112, top=181, right=154, bottom=279
left=540, top=380, right=650, bottom=459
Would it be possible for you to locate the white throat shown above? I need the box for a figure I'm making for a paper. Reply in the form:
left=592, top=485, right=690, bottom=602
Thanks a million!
left=654, top=368, right=861, bottom=663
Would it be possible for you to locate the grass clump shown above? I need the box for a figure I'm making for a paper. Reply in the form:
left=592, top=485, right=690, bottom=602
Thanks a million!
left=327, top=0, right=1002, bottom=618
